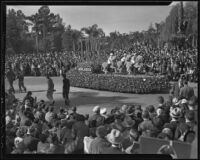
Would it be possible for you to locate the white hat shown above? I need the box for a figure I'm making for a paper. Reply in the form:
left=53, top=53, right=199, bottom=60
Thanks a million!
left=14, top=137, right=23, bottom=147
left=100, top=108, right=107, bottom=115
left=93, top=106, right=100, bottom=113
left=181, top=99, right=188, bottom=104
left=6, top=116, right=11, bottom=125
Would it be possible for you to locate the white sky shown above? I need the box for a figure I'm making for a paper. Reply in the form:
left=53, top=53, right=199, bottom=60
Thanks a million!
left=7, top=3, right=182, bottom=36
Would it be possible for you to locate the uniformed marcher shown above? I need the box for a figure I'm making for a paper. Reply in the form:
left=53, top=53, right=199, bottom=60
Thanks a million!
left=17, top=71, right=26, bottom=93
left=46, top=74, right=55, bottom=105
left=62, top=74, right=70, bottom=106
left=6, top=67, right=16, bottom=93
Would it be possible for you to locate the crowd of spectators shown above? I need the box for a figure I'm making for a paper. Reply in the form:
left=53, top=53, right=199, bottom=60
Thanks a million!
left=5, top=51, right=81, bottom=77
left=6, top=44, right=197, bottom=82
left=6, top=77, right=197, bottom=155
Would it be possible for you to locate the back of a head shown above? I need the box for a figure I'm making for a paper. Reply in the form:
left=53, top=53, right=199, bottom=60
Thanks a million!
left=157, top=96, right=164, bottom=104
left=96, top=126, right=107, bottom=138
left=142, top=110, right=150, bottom=119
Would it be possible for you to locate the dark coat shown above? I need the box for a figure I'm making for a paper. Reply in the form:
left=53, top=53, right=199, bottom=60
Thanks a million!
left=138, top=119, right=154, bottom=133
left=89, top=137, right=110, bottom=154
left=48, top=144, right=65, bottom=154
left=89, top=114, right=105, bottom=127
left=102, top=146, right=124, bottom=154
left=63, top=78, right=70, bottom=92
left=23, top=135, right=39, bottom=151
left=179, top=85, right=195, bottom=100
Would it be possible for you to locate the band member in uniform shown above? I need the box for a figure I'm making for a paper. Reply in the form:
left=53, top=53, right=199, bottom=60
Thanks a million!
left=46, top=74, right=55, bottom=105
left=17, top=71, right=27, bottom=93
left=62, top=74, right=70, bottom=106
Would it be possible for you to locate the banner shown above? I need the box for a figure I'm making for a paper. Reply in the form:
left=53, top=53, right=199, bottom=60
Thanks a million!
left=140, top=136, right=191, bottom=159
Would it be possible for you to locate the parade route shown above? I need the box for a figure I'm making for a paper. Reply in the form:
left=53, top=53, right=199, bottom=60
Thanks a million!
left=5, top=76, right=198, bottom=116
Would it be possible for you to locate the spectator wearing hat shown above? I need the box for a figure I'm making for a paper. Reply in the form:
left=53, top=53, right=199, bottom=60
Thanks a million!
left=102, top=129, right=124, bottom=154
left=45, top=106, right=56, bottom=123
left=179, top=79, right=195, bottom=101
left=100, top=108, right=108, bottom=119
left=11, top=137, right=25, bottom=154
left=62, top=74, right=70, bottom=106
left=46, top=75, right=55, bottom=105
left=88, top=126, right=110, bottom=154
left=122, top=116, right=136, bottom=139
left=110, top=114, right=125, bottom=133
left=89, top=106, right=104, bottom=127
left=169, top=107, right=181, bottom=136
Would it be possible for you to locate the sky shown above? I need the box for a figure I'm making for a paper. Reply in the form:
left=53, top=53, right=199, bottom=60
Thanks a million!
left=7, top=2, right=182, bottom=36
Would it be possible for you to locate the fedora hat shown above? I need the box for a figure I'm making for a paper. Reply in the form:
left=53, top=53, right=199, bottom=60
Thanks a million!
left=122, top=116, right=135, bottom=128
left=107, top=129, right=124, bottom=145
left=93, top=106, right=100, bottom=113
left=100, top=107, right=107, bottom=115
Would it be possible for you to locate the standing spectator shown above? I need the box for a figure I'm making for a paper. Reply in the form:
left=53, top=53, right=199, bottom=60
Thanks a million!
left=179, top=80, right=195, bottom=101
left=62, top=74, right=70, bottom=106
left=170, top=78, right=183, bottom=99
left=23, top=91, right=34, bottom=108
left=46, top=75, right=55, bottom=105
left=17, top=71, right=27, bottom=93
left=89, top=126, right=110, bottom=154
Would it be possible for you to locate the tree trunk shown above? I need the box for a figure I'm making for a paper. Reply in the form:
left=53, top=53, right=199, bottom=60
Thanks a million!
left=73, top=41, right=75, bottom=51
left=36, top=33, right=39, bottom=54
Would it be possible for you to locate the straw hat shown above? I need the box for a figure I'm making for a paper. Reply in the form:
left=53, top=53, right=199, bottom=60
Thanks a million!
left=93, top=106, right=100, bottom=113
left=107, top=129, right=124, bottom=145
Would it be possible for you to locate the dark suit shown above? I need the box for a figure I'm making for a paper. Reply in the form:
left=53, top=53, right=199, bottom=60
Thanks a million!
left=179, top=85, right=195, bottom=100
left=63, top=78, right=70, bottom=105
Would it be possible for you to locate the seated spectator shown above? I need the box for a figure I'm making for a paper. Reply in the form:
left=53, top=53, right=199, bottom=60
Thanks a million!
left=45, top=106, right=56, bottom=123
left=138, top=111, right=154, bottom=135
left=89, top=106, right=105, bottom=127
left=72, top=114, right=89, bottom=153
left=23, top=127, right=39, bottom=152
left=37, top=134, right=50, bottom=153
left=89, top=126, right=110, bottom=154
left=124, top=129, right=140, bottom=154
left=47, top=133, right=65, bottom=154
left=103, top=129, right=124, bottom=154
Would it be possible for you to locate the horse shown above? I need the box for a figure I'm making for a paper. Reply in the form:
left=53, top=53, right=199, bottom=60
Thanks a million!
left=102, top=56, right=118, bottom=74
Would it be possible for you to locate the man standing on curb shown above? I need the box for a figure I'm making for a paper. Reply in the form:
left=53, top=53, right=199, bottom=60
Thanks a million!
left=46, top=74, right=55, bottom=105
left=62, top=74, right=70, bottom=107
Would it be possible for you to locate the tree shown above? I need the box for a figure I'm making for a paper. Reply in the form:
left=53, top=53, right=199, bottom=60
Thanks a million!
left=6, top=9, right=32, bottom=54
